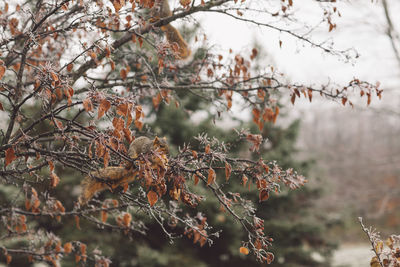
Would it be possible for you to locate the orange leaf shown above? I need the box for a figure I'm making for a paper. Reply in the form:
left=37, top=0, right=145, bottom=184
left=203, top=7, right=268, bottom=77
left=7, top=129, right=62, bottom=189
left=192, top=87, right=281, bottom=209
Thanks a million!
left=123, top=128, right=132, bottom=143
left=62, top=3, right=68, bottom=10
left=135, top=105, right=143, bottom=120
left=116, top=103, right=128, bottom=117
left=205, top=144, right=210, bottom=154
left=67, top=63, right=73, bottom=72
left=101, top=210, right=108, bottom=223
left=25, top=199, right=31, bottom=211
left=180, top=0, right=191, bottom=7
left=54, top=118, right=63, bottom=129
left=147, top=190, right=158, bottom=207
left=138, top=36, right=143, bottom=47
left=6, top=254, right=12, bottom=264
left=120, top=68, right=127, bottom=80
left=55, top=241, right=62, bottom=252
left=207, top=168, right=216, bottom=185
left=239, top=247, right=249, bottom=255
left=74, top=215, right=81, bottom=230
left=33, top=198, right=40, bottom=209
left=123, top=182, right=129, bottom=192
left=63, top=242, right=72, bottom=254
left=50, top=72, right=59, bottom=82
left=80, top=243, right=87, bottom=256
left=246, top=134, right=262, bottom=152
left=266, top=252, right=274, bottom=264
left=193, top=174, right=199, bottom=185
left=103, top=150, right=110, bottom=168
left=48, top=160, right=54, bottom=172
left=193, top=230, right=201, bottom=244
left=112, top=117, right=124, bottom=132
left=82, top=98, right=93, bottom=112
left=123, top=212, right=132, bottom=227
left=259, top=189, right=269, bottom=202
left=225, top=162, right=231, bottom=181
left=291, top=93, right=296, bottom=105
left=134, top=119, right=143, bottom=131
left=242, top=175, right=248, bottom=187
left=0, top=65, right=5, bottom=80
left=50, top=172, right=60, bottom=187
left=98, top=99, right=111, bottom=119
left=273, top=106, right=279, bottom=124
left=252, top=108, right=260, bottom=123
left=105, top=47, right=111, bottom=58
left=55, top=200, right=65, bottom=212
left=152, top=93, right=162, bottom=110
left=5, top=147, right=17, bottom=167
left=89, top=51, right=97, bottom=60
left=32, top=188, right=38, bottom=197
left=112, top=0, right=122, bottom=12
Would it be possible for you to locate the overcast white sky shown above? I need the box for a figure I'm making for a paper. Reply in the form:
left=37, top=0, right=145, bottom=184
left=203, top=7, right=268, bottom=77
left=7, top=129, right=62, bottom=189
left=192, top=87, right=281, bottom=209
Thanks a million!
left=194, top=0, right=400, bottom=111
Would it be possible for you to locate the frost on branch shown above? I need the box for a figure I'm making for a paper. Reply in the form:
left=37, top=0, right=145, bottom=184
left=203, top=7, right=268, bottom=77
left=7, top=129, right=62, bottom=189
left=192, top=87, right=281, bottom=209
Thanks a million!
left=0, top=0, right=381, bottom=265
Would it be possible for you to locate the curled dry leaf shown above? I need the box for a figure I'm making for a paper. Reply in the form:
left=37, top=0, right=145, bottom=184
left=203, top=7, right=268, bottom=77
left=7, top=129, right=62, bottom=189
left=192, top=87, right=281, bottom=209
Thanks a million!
left=225, top=162, right=232, bottom=181
left=74, top=215, right=81, bottom=230
left=259, top=189, right=269, bottom=202
left=147, top=190, right=158, bottom=207
left=207, top=168, right=216, bottom=185
left=50, top=172, right=60, bottom=187
left=98, top=99, right=111, bottom=119
left=242, top=175, right=248, bottom=187
left=246, top=134, right=262, bottom=152
left=50, top=72, right=58, bottom=82
left=55, top=200, right=65, bottom=213
left=101, top=210, right=108, bottom=223
left=193, top=174, right=199, bottom=185
left=116, top=103, right=128, bottom=117
left=80, top=243, right=87, bottom=257
left=180, top=0, right=191, bottom=7
left=120, top=68, right=127, bottom=80
left=205, top=144, right=210, bottom=154
left=5, top=147, right=17, bottom=167
left=83, top=98, right=93, bottom=112
left=0, top=65, right=5, bottom=80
